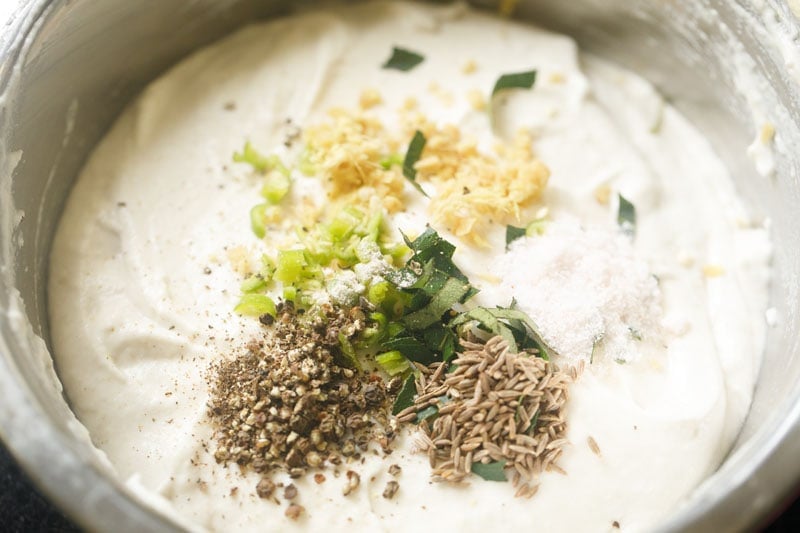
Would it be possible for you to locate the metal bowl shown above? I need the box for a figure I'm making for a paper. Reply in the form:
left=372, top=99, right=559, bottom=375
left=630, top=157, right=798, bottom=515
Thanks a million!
left=1, top=1, right=799, bottom=531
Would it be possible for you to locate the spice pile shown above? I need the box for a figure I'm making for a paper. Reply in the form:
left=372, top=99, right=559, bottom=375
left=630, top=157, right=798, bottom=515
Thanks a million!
left=207, top=301, right=400, bottom=506
left=396, top=335, right=577, bottom=497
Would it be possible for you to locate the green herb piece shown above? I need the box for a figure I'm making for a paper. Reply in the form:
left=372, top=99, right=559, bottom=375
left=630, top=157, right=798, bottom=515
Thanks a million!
left=590, top=336, right=602, bottom=364
left=392, top=374, right=417, bottom=415
left=491, top=70, right=537, bottom=98
left=402, top=131, right=428, bottom=197
left=250, top=204, right=269, bottom=239
left=234, top=142, right=289, bottom=175
left=415, top=405, right=439, bottom=424
left=380, top=227, right=480, bottom=366
left=471, top=460, right=508, bottom=482
left=298, top=149, right=316, bottom=176
left=368, top=281, right=391, bottom=307
left=451, top=307, right=515, bottom=347
left=505, top=225, right=527, bottom=249
left=441, top=329, right=457, bottom=362
left=403, top=227, right=470, bottom=283
left=375, top=350, right=408, bottom=376
left=422, top=326, right=457, bottom=363
left=451, top=306, right=552, bottom=359
left=274, top=250, right=308, bottom=284
left=526, top=218, right=547, bottom=236
left=260, top=171, right=291, bottom=204
left=328, top=206, right=365, bottom=241
left=337, top=331, right=362, bottom=370
left=363, top=212, right=383, bottom=243
left=362, top=312, right=389, bottom=342
left=240, top=275, right=267, bottom=293
left=381, top=242, right=412, bottom=266
left=382, top=46, right=425, bottom=71
left=380, top=153, right=404, bottom=170
left=283, top=285, right=297, bottom=302
left=259, top=255, right=276, bottom=280
left=382, top=335, right=438, bottom=365
left=526, top=409, right=540, bottom=436
left=234, top=294, right=276, bottom=318
left=617, top=193, right=636, bottom=237
left=486, top=307, right=552, bottom=359
left=402, top=277, right=470, bottom=330
left=514, top=394, right=526, bottom=424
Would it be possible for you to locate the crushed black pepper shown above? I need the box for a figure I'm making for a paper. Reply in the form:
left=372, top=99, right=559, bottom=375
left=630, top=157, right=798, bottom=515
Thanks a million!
left=382, top=480, right=399, bottom=499
left=207, top=301, right=399, bottom=499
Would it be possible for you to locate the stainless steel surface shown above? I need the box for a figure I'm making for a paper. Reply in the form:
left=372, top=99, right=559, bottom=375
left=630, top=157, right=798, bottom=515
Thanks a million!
left=1, top=0, right=799, bottom=531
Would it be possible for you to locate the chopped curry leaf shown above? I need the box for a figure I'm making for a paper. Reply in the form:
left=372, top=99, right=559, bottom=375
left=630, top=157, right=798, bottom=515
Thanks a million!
left=402, top=277, right=470, bottom=330
left=392, top=374, right=417, bottom=415
left=382, top=46, right=425, bottom=71
left=422, top=327, right=457, bottom=362
left=483, top=307, right=552, bottom=360
left=450, top=307, right=552, bottom=360
left=471, top=460, right=508, bottom=481
left=491, top=70, right=537, bottom=98
left=405, top=226, right=469, bottom=282
left=382, top=335, right=438, bottom=365
left=526, top=409, right=540, bottom=436
left=617, top=193, right=636, bottom=237
left=415, top=405, right=439, bottom=424
left=505, top=224, right=527, bottom=249
left=402, top=131, right=428, bottom=197
left=337, top=331, right=362, bottom=371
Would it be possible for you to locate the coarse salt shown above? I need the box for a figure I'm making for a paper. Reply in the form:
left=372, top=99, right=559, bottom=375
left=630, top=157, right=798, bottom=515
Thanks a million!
left=492, top=220, right=663, bottom=364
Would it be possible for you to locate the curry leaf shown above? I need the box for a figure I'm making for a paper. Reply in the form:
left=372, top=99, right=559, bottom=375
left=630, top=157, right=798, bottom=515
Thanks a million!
left=392, top=374, right=417, bottom=415
left=415, top=405, right=439, bottom=424
left=383, top=335, right=438, bottom=365
left=403, top=277, right=470, bottom=330
left=617, top=193, right=636, bottom=237
left=471, top=460, right=508, bottom=481
left=383, top=46, right=425, bottom=71
left=492, top=70, right=537, bottom=98
left=526, top=409, right=540, bottom=436
left=451, top=307, right=552, bottom=360
left=505, top=224, right=527, bottom=249
left=402, top=131, right=428, bottom=196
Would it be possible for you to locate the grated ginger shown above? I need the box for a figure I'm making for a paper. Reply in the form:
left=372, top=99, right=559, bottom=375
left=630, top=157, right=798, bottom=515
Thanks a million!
left=303, top=107, right=549, bottom=246
left=303, top=109, right=405, bottom=213
left=409, top=116, right=549, bottom=246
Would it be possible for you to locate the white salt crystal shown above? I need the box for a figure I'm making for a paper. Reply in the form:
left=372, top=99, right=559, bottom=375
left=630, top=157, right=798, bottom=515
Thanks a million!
left=493, top=220, right=663, bottom=363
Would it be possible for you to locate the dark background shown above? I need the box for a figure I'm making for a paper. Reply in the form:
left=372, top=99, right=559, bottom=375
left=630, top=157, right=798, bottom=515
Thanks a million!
left=0, top=440, right=798, bottom=532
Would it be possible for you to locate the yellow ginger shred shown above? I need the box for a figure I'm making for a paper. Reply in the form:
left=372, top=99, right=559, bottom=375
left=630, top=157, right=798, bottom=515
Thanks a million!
left=467, top=89, right=487, bottom=111
left=359, top=88, right=383, bottom=110
left=227, top=245, right=256, bottom=276
left=303, top=108, right=550, bottom=246
left=594, top=183, right=612, bottom=205
left=702, top=264, right=726, bottom=278
left=461, top=59, right=478, bottom=75
left=409, top=118, right=549, bottom=246
left=303, top=109, right=405, bottom=213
